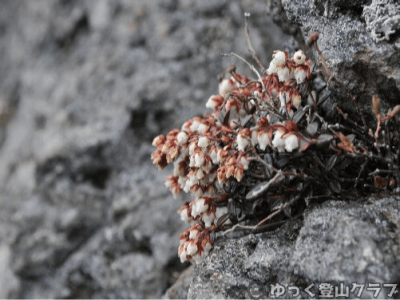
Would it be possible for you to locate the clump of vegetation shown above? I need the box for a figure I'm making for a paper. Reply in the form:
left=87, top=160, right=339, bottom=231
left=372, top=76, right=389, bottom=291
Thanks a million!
left=151, top=16, right=400, bottom=265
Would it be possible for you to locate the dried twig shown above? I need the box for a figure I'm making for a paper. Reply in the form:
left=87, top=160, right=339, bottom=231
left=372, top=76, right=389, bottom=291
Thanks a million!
left=244, top=12, right=267, bottom=75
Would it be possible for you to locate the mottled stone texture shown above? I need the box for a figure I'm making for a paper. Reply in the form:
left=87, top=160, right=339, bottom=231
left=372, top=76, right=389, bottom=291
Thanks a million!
left=0, top=0, right=291, bottom=298
left=282, top=0, right=400, bottom=127
left=189, top=197, right=400, bottom=299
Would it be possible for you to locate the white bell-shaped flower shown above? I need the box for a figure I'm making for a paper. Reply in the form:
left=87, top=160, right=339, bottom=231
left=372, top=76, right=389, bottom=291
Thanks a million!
left=272, top=129, right=286, bottom=152
left=293, top=50, right=306, bottom=65
left=177, top=131, right=188, bottom=145
left=284, top=134, right=299, bottom=152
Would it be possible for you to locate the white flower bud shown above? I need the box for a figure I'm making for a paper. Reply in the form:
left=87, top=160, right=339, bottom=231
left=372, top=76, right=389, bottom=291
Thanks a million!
left=237, top=134, right=249, bottom=151
left=208, top=170, right=217, bottom=183
left=258, top=132, right=270, bottom=151
left=194, top=198, right=209, bottom=215
left=294, top=68, right=308, bottom=84
left=293, top=50, right=306, bottom=65
left=189, top=154, right=195, bottom=167
left=219, top=78, right=234, bottom=96
left=178, top=176, right=186, bottom=189
left=202, top=160, right=212, bottom=174
left=206, top=95, right=219, bottom=110
left=272, top=129, right=285, bottom=152
left=240, top=156, right=250, bottom=170
left=273, top=50, right=286, bottom=67
left=189, top=175, right=199, bottom=187
left=196, top=168, right=204, bottom=180
left=209, top=148, right=218, bottom=164
left=179, top=245, right=188, bottom=263
left=267, top=59, right=278, bottom=74
left=292, top=94, right=302, bottom=109
left=193, top=188, right=204, bottom=198
left=189, top=142, right=196, bottom=155
left=195, top=153, right=205, bottom=167
left=284, top=134, right=298, bottom=152
left=186, top=242, right=198, bottom=256
left=179, top=208, right=191, bottom=223
left=198, top=136, right=209, bottom=148
left=176, top=131, right=188, bottom=145
left=190, top=120, right=200, bottom=132
left=277, top=66, right=290, bottom=82
left=217, top=149, right=226, bottom=163
left=197, top=123, right=208, bottom=134
left=251, top=130, right=258, bottom=147
left=202, top=212, right=215, bottom=228
left=189, top=229, right=198, bottom=240
left=183, top=180, right=191, bottom=193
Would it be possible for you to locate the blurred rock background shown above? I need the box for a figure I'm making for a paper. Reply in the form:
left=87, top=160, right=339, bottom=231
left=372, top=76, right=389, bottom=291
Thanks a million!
left=1, top=0, right=400, bottom=298
left=0, top=0, right=293, bottom=298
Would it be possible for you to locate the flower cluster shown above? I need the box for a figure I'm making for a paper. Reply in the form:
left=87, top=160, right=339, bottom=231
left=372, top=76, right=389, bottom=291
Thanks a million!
left=151, top=46, right=400, bottom=265
left=151, top=50, right=313, bottom=264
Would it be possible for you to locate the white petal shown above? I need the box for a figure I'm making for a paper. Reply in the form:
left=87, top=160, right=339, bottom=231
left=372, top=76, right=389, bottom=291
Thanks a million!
left=180, top=208, right=191, bottom=223
left=195, top=153, right=205, bottom=167
left=258, top=132, right=270, bottom=151
left=251, top=131, right=258, bottom=147
left=237, top=135, right=249, bottom=151
left=196, top=198, right=209, bottom=215
left=273, top=50, right=286, bottom=67
left=186, top=243, right=198, bottom=256
left=202, top=212, right=215, bottom=228
left=272, top=130, right=285, bottom=152
left=210, top=149, right=218, bottom=164
left=219, top=79, right=233, bottom=96
left=196, top=168, right=204, bottom=180
left=179, top=250, right=187, bottom=263
left=267, top=59, right=278, bottom=74
left=177, top=131, right=188, bottom=145
left=190, top=120, right=200, bottom=132
left=240, top=156, right=250, bottom=170
left=198, top=136, right=209, bottom=148
left=285, top=134, right=299, bottom=152
left=292, top=95, right=302, bottom=109
left=277, top=67, right=290, bottom=82
left=295, top=69, right=307, bottom=84
left=189, top=143, right=196, bottom=155
left=189, top=229, right=198, bottom=240
left=197, top=124, right=208, bottom=134
left=206, top=96, right=217, bottom=109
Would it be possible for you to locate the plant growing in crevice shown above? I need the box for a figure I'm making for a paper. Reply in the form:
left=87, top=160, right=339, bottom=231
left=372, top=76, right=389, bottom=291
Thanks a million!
left=151, top=14, right=400, bottom=265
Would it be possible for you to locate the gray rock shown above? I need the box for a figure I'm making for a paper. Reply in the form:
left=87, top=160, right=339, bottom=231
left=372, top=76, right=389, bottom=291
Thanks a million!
left=163, top=266, right=194, bottom=299
left=189, top=197, right=400, bottom=299
left=281, top=0, right=400, bottom=127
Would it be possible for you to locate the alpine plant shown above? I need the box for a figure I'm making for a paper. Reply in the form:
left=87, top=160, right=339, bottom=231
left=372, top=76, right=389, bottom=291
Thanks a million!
left=151, top=48, right=400, bottom=265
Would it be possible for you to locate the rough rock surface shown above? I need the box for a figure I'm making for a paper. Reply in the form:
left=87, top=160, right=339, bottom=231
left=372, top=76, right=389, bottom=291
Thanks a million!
left=281, top=0, right=400, bottom=127
left=189, top=197, right=400, bottom=299
left=0, top=0, right=293, bottom=298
